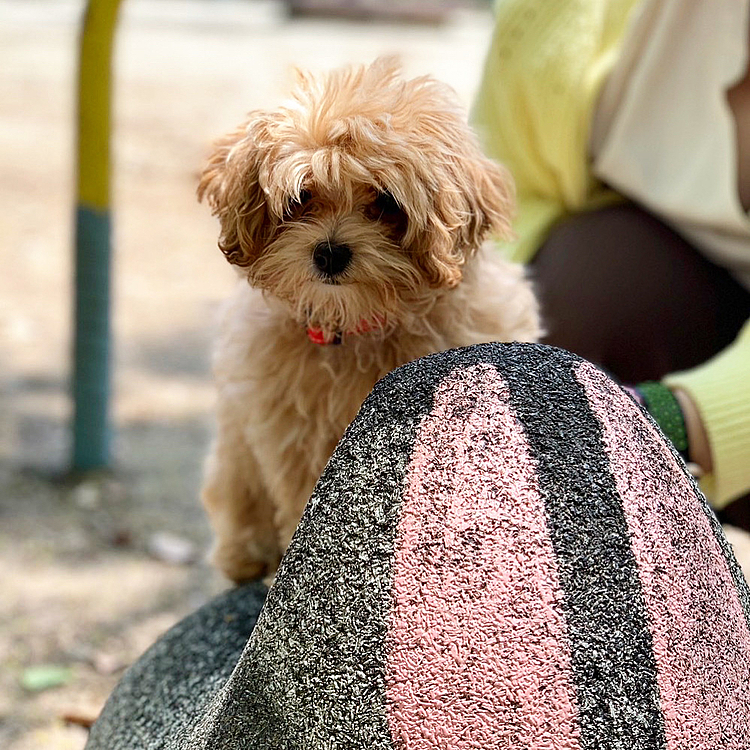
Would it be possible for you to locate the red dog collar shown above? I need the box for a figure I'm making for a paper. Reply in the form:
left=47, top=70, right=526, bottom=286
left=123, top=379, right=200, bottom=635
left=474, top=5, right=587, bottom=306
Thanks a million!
left=306, top=316, right=385, bottom=346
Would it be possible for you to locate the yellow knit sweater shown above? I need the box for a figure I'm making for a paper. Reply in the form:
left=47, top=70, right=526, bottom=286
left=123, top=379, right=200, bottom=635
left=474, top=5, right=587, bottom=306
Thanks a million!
left=472, top=0, right=750, bottom=507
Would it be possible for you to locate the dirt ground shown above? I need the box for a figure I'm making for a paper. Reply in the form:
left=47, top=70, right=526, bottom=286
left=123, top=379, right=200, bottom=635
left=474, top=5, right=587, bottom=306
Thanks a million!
left=0, top=1, right=500, bottom=746
left=3, top=2, right=750, bottom=748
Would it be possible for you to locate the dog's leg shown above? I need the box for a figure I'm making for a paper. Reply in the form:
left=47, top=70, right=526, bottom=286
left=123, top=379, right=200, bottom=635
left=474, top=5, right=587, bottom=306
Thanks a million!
left=202, top=403, right=281, bottom=583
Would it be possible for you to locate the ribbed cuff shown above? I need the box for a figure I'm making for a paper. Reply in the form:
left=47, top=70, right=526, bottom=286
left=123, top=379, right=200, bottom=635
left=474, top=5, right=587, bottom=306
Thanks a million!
left=635, top=381, right=689, bottom=461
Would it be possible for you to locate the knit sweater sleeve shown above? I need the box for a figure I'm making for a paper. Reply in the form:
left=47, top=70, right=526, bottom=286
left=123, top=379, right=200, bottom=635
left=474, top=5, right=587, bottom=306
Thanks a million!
left=471, top=0, right=642, bottom=262
left=665, top=321, right=750, bottom=508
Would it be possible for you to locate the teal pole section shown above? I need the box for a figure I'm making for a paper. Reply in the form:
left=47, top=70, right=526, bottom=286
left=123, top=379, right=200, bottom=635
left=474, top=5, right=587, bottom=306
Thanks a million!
left=72, top=205, right=112, bottom=470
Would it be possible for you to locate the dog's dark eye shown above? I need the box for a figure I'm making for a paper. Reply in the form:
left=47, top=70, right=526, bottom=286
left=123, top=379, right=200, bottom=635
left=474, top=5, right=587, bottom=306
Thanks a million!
left=285, top=189, right=313, bottom=215
left=366, top=189, right=408, bottom=238
left=373, top=191, right=401, bottom=216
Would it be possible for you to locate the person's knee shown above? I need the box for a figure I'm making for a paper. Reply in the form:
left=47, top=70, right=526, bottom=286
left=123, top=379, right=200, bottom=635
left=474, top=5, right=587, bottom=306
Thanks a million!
left=531, top=203, right=750, bottom=380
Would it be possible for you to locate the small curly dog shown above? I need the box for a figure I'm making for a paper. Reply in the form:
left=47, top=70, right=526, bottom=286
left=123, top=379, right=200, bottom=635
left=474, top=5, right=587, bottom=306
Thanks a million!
left=198, top=58, right=541, bottom=582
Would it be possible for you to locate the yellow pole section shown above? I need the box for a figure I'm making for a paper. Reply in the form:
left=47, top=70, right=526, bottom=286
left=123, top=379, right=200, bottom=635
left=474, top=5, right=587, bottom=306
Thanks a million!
left=72, top=0, right=123, bottom=471
left=77, top=0, right=123, bottom=211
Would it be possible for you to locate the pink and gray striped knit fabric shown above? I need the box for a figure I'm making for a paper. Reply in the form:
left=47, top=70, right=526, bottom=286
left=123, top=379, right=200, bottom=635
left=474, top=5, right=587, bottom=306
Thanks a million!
left=89, top=343, right=750, bottom=749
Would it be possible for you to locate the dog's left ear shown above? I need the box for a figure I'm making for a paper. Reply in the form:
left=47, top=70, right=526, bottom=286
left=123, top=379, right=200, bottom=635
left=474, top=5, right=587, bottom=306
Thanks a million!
left=412, top=155, right=515, bottom=288
left=456, top=155, right=515, bottom=254
left=197, top=119, right=273, bottom=268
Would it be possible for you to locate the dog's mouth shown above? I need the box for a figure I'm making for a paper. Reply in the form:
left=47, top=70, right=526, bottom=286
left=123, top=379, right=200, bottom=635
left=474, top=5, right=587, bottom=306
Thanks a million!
left=317, top=275, right=346, bottom=287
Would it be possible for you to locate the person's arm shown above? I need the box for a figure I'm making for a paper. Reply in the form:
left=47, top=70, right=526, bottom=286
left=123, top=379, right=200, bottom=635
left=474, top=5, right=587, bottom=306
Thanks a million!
left=470, top=0, right=640, bottom=262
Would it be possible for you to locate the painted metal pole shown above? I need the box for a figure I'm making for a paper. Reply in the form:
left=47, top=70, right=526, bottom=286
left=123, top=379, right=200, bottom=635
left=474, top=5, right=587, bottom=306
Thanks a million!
left=72, top=0, right=123, bottom=471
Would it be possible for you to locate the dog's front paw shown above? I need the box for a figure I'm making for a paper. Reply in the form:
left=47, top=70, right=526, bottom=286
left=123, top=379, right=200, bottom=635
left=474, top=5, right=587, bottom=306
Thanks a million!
left=211, top=533, right=280, bottom=584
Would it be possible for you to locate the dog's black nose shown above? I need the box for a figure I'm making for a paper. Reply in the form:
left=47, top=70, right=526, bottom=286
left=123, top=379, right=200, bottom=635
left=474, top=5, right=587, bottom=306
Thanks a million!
left=312, top=242, right=352, bottom=278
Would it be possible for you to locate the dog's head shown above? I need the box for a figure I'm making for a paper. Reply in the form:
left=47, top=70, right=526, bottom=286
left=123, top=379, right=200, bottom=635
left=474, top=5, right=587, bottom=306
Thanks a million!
left=198, top=58, right=514, bottom=339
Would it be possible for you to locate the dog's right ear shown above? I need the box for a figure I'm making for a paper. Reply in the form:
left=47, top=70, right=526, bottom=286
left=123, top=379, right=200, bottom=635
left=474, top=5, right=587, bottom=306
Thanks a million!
left=197, top=121, right=272, bottom=268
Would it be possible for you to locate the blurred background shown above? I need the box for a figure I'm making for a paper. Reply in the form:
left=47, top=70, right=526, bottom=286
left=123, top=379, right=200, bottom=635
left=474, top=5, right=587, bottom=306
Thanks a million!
left=0, top=0, right=494, bottom=746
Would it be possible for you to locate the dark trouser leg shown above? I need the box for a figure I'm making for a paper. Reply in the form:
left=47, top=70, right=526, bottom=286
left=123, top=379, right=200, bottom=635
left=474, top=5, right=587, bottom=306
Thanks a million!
left=531, top=203, right=750, bottom=383
left=531, top=203, right=750, bottom=526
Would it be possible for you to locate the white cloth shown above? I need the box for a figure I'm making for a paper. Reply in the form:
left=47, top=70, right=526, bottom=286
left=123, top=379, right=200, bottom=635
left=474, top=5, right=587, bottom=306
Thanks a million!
left=590, top=0, right=750, bottom=289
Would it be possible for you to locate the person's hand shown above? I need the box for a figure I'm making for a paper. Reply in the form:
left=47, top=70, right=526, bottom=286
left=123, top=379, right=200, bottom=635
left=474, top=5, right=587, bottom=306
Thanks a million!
left=672, top=387, right=713, bottom=477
